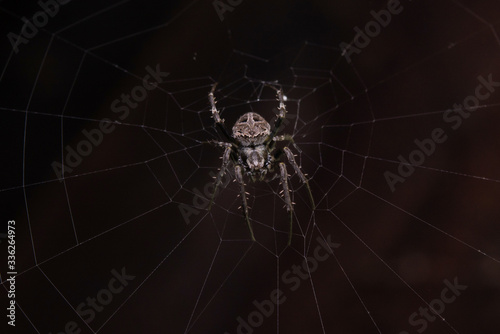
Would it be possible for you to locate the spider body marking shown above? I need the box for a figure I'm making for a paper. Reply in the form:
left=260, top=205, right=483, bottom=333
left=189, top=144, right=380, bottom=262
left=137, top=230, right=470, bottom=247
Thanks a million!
left=232, top=112, right=274, bottom=181
left=207, top=85, right=315, bottom=245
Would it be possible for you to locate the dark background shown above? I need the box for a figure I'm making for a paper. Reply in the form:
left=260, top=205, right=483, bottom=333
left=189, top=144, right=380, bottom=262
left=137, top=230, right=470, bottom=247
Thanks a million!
left=1, top=0, right=499, bottom=333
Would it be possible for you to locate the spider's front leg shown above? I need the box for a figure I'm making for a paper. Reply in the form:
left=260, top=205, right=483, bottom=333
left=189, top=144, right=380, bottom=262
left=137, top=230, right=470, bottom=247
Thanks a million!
left=235, top=165, right=255, bottom=241
left=208, top=143, right=232, bottom=211
left=279, top=162, right=294, bottom=245
left=283, top=147, right=315, bottom=210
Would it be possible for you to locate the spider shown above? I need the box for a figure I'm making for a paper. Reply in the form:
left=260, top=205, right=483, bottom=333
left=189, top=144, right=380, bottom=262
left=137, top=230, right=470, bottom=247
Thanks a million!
left=207, top=84, right=315, bottom=245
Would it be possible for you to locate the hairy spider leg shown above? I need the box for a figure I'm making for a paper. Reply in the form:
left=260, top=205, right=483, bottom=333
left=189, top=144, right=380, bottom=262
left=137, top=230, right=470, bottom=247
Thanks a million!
left=209, top=84, right=235, bottom=143
left=235, top=165, right=255, bottom=241
left=283, top=147, right=315, bottom=210
left=208, top=144, right=232, bottom=211
left=268, top=89, right=303, bottom=154
left=279, top=162, right=294, bottom=245
left=268, top=89, right=288, bottom=141
left=273, top=134, right=303, bottom=154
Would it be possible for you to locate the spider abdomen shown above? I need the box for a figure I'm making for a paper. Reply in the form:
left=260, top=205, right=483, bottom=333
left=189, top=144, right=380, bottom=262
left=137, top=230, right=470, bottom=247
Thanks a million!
left=232, top=112, right=271, bottom=146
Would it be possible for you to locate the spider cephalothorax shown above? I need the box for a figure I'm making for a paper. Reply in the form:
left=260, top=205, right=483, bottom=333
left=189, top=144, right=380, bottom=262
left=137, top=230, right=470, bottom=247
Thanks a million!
left=207, top=84, right=315, bottom=245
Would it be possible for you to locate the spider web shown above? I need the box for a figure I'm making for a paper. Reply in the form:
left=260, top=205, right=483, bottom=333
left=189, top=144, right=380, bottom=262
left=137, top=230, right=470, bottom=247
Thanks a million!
left=1, top=0, right=500, bottom=333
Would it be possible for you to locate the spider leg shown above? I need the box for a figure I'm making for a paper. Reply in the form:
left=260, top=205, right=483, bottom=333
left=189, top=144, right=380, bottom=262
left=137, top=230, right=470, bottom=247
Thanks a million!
left=279, top=162, right=294, bottom=245
left=283, top=147, right=315, bottom=210
left=268, top=88, right=287, bottom=141
left=206, top=140, right=233, bottom=148
left=209, top=84, right=235, bottom=143
left=208, top=144, right=232, bottom=210
left=273, top=134, right=302, bottom=153
left=235, top=165, right=255, bottom=241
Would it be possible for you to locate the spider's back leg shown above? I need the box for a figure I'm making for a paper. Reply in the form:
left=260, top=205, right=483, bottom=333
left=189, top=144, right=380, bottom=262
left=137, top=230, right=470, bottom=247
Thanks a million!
left=209, top=84, right=234, bottom=142
left=268, top=88, right=288, bottom=141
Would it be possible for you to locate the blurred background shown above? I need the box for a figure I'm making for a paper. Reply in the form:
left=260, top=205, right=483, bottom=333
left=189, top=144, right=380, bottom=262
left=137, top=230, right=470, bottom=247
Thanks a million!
left=1, top=0, right=499, bottom=333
